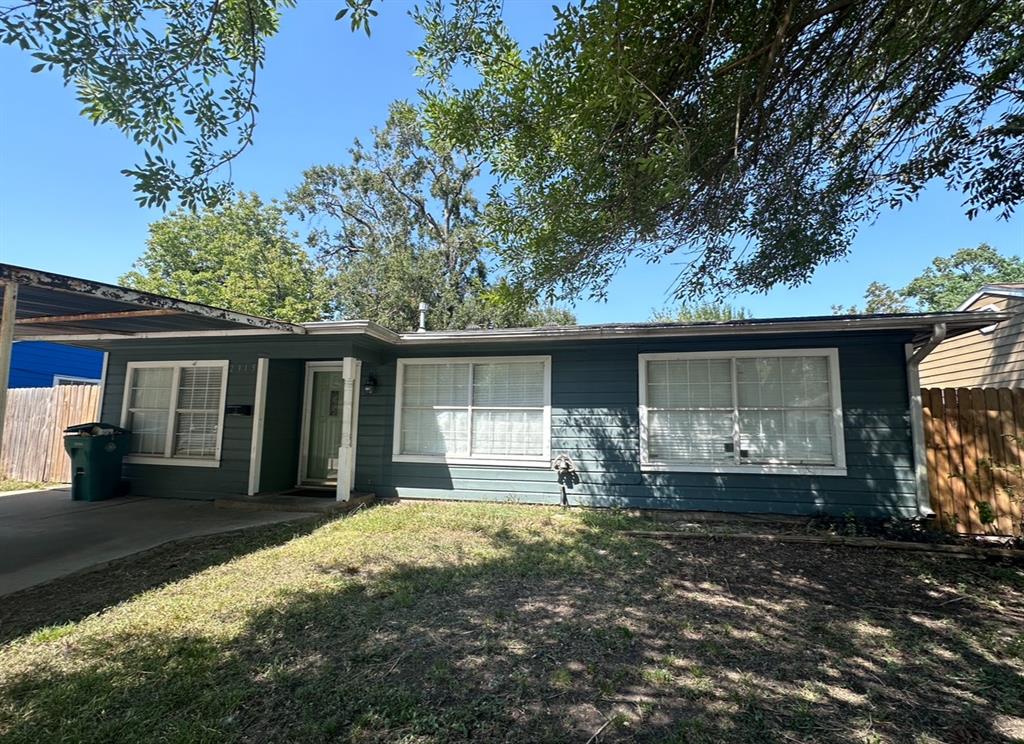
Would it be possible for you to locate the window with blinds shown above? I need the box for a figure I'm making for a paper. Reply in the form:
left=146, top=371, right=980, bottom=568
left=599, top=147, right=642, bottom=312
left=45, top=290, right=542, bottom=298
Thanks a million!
left=640, top=350, right=846, bottom=474
left=394, top=357, right=551, bottom=465
left=121, top=361, right=228, bottom=465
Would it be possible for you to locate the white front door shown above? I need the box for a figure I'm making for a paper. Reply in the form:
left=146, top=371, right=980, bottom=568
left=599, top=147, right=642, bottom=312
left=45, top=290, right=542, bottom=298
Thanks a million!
left=299, top=360, right=361, bottom=499
left=301, top=364, right=345, bottom=483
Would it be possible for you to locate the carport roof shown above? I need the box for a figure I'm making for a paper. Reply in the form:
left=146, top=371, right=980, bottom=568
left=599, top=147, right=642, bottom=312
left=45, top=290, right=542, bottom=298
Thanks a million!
left=1, top=263, right=306, bottom=339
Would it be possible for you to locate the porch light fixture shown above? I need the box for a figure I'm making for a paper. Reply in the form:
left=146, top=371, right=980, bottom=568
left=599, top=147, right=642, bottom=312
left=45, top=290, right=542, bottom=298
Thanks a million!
left=363, top=375, right=377, bottom=396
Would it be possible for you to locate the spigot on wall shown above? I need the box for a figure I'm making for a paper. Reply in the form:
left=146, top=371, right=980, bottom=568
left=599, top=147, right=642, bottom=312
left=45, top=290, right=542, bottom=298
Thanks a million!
left=551, top=454, right=579, bottom=508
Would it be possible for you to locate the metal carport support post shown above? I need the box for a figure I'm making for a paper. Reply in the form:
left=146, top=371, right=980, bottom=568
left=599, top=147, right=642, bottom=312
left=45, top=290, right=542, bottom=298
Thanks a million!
left=0, top=281, right=18, bottom=467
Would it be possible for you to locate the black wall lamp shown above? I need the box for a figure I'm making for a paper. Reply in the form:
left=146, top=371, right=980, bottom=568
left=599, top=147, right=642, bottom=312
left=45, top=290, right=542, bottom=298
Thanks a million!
left=363, top=375, right=377, bottom=396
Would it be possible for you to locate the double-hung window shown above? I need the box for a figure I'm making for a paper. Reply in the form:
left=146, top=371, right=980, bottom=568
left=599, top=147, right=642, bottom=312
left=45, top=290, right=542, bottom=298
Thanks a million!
left=639, top=349, right=845, bottom=475
left=120, top=360, right=229, bottom=467
left=393, top=356, right=551, bottom=466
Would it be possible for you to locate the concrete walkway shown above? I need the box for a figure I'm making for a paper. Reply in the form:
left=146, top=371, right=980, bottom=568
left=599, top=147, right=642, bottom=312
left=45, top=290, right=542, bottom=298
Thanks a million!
left=0, top=488, right=312, bottom=596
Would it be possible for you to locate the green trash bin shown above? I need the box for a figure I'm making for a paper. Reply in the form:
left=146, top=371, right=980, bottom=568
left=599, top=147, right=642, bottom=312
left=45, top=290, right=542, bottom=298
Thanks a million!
left=63, top=423, right=130, bottom=502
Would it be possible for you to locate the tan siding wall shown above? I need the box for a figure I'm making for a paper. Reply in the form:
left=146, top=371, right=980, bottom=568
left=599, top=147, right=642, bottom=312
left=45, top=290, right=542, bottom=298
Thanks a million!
left=919, top=295, right=1024, bottom=388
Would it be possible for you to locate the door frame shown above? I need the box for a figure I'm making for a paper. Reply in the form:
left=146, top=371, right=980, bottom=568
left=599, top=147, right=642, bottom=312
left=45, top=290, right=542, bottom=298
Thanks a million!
left=297, top=360, right=345, bottom=486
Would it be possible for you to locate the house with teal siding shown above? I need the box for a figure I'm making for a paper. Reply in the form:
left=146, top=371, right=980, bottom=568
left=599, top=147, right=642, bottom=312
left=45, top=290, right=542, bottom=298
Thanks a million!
left=3, top=263, right=1005, bottom=519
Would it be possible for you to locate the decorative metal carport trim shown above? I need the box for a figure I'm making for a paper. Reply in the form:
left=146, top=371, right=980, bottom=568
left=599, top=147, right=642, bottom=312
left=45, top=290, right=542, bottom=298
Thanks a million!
left=0, top=263, right=306, bottom=465
left=1, top=264, right=307, bottom=336
left=17, top=308, right=185, bottom=325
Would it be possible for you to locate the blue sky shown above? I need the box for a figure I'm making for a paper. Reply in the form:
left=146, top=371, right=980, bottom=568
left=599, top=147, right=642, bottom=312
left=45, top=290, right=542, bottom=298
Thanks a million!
left=1, top=1, right=1020, bottom=323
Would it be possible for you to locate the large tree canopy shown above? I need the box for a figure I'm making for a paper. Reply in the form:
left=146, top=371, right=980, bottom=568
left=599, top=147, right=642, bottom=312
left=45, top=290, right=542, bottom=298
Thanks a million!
left=902, top=244, right=1024, bottom=311
left=6, top=0, right=1020, bottom=303
left=121, top=192, right=332, bottom=322
left=0, top=0, right=381, bottom=208
left=834, top=244, right=1024, bottom=314
left=2, top=0, right=288, bottom=209
left=414, top=0, right=1023, bottom=299
left=287, top=101, right=574, bottom=331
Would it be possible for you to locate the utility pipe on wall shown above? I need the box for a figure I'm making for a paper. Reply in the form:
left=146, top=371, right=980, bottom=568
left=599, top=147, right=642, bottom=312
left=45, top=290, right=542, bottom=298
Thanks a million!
left=905, top=322, right=946, bottom=517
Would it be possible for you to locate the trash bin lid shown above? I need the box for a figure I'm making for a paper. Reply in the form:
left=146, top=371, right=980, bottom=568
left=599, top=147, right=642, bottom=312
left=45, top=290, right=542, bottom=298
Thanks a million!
left=64, top=422, right=130, bottom=436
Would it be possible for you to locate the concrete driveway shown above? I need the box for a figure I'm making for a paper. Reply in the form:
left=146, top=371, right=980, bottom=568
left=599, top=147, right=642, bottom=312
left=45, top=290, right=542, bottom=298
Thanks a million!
left=0, top=488, right=311, bottom=596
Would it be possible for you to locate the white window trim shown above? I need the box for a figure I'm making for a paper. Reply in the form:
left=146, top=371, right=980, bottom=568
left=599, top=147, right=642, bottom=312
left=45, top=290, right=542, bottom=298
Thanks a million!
left=638, top=348, right=847, bottom=476
left=392, top=355, right=552, bottom=468
left=977, top=303, right=1002, bottom=335
left=53, top=374, right=101, bottom=385
left=119, top=360, right=229, bottom=468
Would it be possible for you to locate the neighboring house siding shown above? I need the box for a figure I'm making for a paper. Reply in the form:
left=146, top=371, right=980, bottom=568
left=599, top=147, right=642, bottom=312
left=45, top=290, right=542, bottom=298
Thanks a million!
left=98, top=330, right=917, bottom=517
left=919, top=295, right=1024, bottom=388
left=9, top=341, right=104, bottom=387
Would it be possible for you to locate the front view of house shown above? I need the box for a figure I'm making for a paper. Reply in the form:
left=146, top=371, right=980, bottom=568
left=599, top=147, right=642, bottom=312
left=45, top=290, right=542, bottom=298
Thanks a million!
left=4, top=264, right=1008, bottom=519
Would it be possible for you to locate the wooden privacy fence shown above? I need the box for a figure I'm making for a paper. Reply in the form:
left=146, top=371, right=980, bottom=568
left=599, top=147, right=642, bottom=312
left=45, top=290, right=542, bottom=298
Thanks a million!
left=1, top=385, right=101, bottom=483
left=922, top=387, right=1024, bottom=536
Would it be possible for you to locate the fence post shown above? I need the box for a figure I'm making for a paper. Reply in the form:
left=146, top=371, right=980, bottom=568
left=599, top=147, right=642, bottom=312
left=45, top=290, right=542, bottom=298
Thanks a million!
left=0, top=281, right=18, bottom=473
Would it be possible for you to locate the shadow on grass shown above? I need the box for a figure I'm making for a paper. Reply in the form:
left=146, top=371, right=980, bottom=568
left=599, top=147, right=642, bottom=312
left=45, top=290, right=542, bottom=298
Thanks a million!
left=0, top=517, right=324, bottom=644
left=2, top=508, right=1022, bottom=743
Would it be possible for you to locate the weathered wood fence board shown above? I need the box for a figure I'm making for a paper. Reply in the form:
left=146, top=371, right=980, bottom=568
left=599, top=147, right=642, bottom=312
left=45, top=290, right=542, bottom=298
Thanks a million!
left=922, top=387, right=1023, bottom=536
left=1, top=385, right=100, bottom=483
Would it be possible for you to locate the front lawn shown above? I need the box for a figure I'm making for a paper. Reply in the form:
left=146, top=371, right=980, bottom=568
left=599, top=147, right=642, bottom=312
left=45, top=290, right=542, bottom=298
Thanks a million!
left=1, top=502, right=1022, bottom=743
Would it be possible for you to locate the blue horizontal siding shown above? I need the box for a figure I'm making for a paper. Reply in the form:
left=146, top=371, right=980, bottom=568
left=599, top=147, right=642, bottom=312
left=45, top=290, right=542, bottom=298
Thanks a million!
left=357, top=332, right=918, bottom=518
left=9, top=341, right=104, bottom=387
left=97, top=330, right=918, bottom=517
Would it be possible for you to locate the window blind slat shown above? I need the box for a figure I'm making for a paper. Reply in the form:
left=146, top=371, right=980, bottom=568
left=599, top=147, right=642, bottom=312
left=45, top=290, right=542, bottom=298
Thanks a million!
left=472, top=361, right=545, bottom=407
left=645, top=353, right=838, bottom=468
left=124, top=362, right=226, bottom=462
left=471, top=409, right=544, bottom=456
left=399, top=360, right=548, bottom=460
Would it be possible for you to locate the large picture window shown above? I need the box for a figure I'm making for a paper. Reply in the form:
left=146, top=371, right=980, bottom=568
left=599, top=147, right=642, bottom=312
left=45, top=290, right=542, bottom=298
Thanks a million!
left=120, top=360, right=229, bottom=467
left=393, top=356, right=551, bottom=466
left=639, top=349, right=846, bottom=475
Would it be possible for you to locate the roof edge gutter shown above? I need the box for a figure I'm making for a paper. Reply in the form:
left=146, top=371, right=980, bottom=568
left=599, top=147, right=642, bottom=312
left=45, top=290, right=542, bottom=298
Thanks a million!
left=906, top=322, right=947, bottom=519
left=909, top=322, right=947, bottom=365
left=394, top=314, right=1002, bottom=345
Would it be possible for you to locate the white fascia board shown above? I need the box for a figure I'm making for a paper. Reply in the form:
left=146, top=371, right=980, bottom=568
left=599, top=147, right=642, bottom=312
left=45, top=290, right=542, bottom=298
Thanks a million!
left=19, top=312, right=1014, bottom=346
left=956, top=285, right=1024, bottom=311
left=394, top=313, right=1014, bottom=345
left=301, top=320, right=401, bottom=344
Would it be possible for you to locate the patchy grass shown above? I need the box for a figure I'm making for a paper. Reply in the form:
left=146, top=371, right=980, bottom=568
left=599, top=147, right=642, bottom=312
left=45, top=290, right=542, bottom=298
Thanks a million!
left=0, top=518, right=324, bottom=644
left=0, top=478, right=49, bottom=492
left=1, top=501, right=1022, bottom=743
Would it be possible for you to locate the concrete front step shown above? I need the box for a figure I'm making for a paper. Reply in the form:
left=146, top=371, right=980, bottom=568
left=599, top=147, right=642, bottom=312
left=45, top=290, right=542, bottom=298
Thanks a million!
left=215, top=491, right=376, bottom=514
